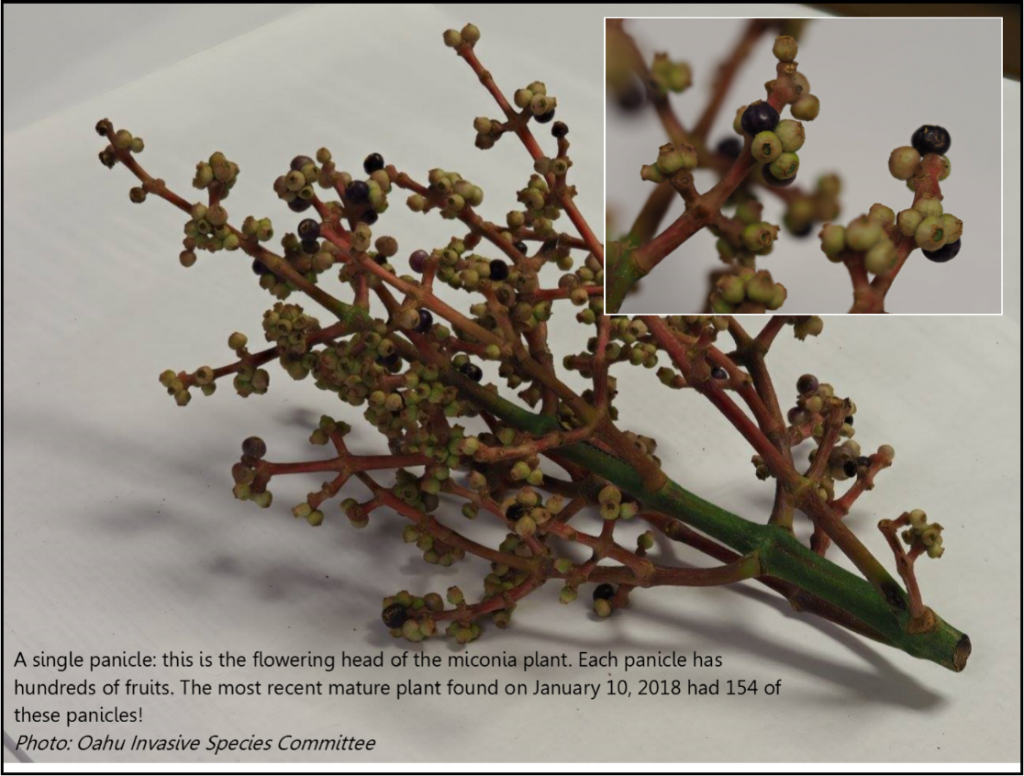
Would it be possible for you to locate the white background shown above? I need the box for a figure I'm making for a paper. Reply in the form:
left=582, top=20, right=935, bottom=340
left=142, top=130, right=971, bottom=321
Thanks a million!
left=3, top=3, right=1022, bottom=768
left=605, top=16, right=1009, bottom=315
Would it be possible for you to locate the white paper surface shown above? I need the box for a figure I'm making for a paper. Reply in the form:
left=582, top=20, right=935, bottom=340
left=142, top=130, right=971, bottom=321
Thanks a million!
left=3, top=3, right=1021, bottom=767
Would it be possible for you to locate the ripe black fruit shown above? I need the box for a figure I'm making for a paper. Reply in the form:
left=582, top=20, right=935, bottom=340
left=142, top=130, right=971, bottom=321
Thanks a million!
left=922, top=239, right=961, bottom=264
left=911, top=125, right=951, bottom=157
left=593, top=583, right=616, bottom=602
left=741, top=102, right=780, bottom=136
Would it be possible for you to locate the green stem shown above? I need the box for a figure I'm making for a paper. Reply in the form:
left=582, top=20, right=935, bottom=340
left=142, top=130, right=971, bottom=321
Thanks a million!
left=606, top=241, right=648, bottom=314
left=456, top=380, right=970, bottom=672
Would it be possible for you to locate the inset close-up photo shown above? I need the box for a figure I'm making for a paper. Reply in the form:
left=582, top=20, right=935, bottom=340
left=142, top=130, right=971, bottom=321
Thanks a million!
left=2, top=4, right=1021, bottom=773
left=605, top=16, right=1004, bottom=315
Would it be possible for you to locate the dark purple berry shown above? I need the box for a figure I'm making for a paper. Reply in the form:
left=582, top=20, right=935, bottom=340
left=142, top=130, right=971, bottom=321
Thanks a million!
left=741, top=101, right=780, bottom=136
left=377, top=352, right=400, bottom=369
left=922, top=239, right=961, bottom=264
left=345, top=180, right=370, bottom=204
left=288, top=198, right=313, bottom=213
left=512, top=241, right=528, bottom=256
left=857, top=456, right=872, bottom=469
left=792, top=222, right=814, bottom=238
left=409, top=250, right=429, bottom=273
left=843, top=460, right=859, bottom=479
left=362, top=210, right=379, bottom=226
left=911, top=125, right=951, bottom=157
left=535, top=109, right=556, bottom=124
left=252, top=259, right=271, bottom=276
left=845, top=416, right=855, bottom=426
left=460, top=362, right=483, bottom=382
left=414, top=309, right=433, bottom=333
left=290, top=155, right=315, bottom=172
left=489, top=259, right=510, bottom=281
left=593, top=583, right=616, bottom=602
left=551, top=121, right=569, bottom=139
left=616, top=80, right=646, bottom=112
left=762, top=164, right=796, bottom=188
left=382, top=603, right=408, bottom=629
left=712, top=366, right=729, bottom=381
left=363, top=153, right=385, bottom=174
left=297, top=219, right=320, bottom=241
left=301, top=240, right=320, bottom=255
left=716, top=137, right=743, bottom=160
left=506, top=503, right=527, bottom=522
left=797, top=374, right=819, bottom=395
left=373, top=254, right=388, bottom=266
left=242, top=437, right=267, bottom=459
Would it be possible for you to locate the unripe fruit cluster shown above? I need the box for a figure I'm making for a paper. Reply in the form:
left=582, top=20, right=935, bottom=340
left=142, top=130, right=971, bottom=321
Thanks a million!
left=513, top=81, right=557, bottom=124
left=819, top=211, right=901, bottom=277
left=193, top=151, right=240, bottom=198
left=710, top=268, right=787, bottom=314
left=640, top=142, right=699, bottom=183
left=902, top=510, right=946, bottom=559
left=650, top=52, right=692, bottom=94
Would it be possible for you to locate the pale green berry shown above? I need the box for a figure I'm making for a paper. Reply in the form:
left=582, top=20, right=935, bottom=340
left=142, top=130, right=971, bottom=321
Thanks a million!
left=819, top=223, right=846, bottom=259
left=938, top=156, right=951, bottom=181
left=897, top=209, right=924, bottom=237
left=594, top=599, right=613, bottom=618
left=442, top=29, right=462, bottom=48
left=914, top=216, right=946, bottom=251
left=774, top=119, right=805, bottom=152
left=598, top=485, right=622, bottom=505
left=742, top=222, right=775, bottom=252
left=773, top=35, right=798, bottom=62
left=733, top=105, right=748, bottom=135
left=718, top=275, right=746, bottom=305
left=768, top=152, right=799, bottom=181
left=751, top=131, right=783, bottom=163
left=913, top=196, right=944, bottom=218
left=864, top=239, right=898, bottom=276
left=515, top=515, right=537, bottom=538
left=791, top=94, right=820, bottom=120
left=746, top=272, right=776, bottom=305
left=940, top=214, right=963, bottom=243
left=888, top=147, right=921, bottom=181
left=868, top=203, right=896, bottom=227
left=641, top=164, right=666, bottom=183
left=845, top=217, right=883, bottom=252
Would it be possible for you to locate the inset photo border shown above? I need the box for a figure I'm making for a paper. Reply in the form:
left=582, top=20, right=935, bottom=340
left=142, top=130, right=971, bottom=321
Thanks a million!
left=604, top=16, right=1004, bottom=316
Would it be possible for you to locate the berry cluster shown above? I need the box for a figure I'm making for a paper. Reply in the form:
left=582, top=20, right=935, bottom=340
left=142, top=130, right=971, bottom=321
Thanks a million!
left=710, top=268, right=787, bottom=314
left=650, top=53, right=692, bottom=96
left=902, top=510, right=946, bottom=560
left=93, top=22, right=969, bottom=671
left=640, top=142, right=699, bottom=183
